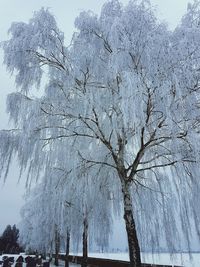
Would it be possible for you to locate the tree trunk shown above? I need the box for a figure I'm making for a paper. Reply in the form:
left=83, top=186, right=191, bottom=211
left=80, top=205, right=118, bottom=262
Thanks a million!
left=82, top=217, right=88, bottom=267
left=65, top=230, right=70, bottom=267
left=122, top=181, right=141, bottom=267
left=54, top=227, right=60, bottom=266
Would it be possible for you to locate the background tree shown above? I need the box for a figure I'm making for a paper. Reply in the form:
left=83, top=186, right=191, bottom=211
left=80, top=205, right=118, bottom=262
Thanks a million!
left=0, top=225, right=23, bottom=254
left=19, top=173, right=63, bottom=256
left=19, top=160, right=113, bottom=267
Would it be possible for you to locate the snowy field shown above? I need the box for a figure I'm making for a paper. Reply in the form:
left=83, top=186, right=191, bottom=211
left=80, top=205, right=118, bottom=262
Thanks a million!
left=87, top=252, right=200, bottom=267
left=68, top=252, right=200, bottom=267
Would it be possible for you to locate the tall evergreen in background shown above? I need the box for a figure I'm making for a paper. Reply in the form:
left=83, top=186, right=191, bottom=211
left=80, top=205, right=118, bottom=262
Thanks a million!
left=0, top=225, right=23, bottom=254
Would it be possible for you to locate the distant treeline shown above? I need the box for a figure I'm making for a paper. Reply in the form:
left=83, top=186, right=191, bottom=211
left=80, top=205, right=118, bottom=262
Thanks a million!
left=0, top=225, right=23, bottom=254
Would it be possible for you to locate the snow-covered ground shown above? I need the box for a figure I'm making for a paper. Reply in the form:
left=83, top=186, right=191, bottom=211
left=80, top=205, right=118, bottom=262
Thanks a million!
left=87, top=252, right=200, bottom=267
left=68, top=252, right=200, bottom=267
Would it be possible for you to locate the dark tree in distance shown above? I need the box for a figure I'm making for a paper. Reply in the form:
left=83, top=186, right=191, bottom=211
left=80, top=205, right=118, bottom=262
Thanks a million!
left=0, top=225, right=23, bottom=254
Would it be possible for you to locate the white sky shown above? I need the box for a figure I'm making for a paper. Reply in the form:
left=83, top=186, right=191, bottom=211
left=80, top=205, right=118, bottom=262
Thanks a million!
left=0, top=0, right=190, bottom=245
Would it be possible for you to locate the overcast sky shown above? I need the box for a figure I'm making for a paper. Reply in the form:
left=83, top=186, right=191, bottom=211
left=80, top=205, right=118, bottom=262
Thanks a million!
left=0, top=0, right=190, bottom=246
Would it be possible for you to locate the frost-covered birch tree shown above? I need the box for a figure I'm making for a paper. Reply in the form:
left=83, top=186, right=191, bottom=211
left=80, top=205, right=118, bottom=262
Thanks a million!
left=19, top=154, right=113, bottom=267
left=19, top=174, right=62, bottom=256
left=1, top=1, right=200, bottom=267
